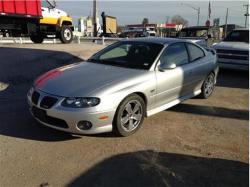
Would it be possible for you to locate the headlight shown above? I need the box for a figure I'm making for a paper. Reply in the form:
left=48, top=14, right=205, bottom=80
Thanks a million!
left=61, top=97, right=100, bottom=108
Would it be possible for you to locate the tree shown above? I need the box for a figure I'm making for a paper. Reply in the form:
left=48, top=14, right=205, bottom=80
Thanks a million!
left=142, top=18, right=149, bottom=26
left=171, top=15, right=188, bottom=27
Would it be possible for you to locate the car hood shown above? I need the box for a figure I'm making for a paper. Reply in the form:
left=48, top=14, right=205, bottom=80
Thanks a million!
left=212, top=41, right=249, bottom=51
left=34, top=62, right=146, bottom=97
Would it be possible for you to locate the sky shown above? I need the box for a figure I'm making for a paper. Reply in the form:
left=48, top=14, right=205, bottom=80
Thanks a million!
left=57, top=1, right=249, bottom=27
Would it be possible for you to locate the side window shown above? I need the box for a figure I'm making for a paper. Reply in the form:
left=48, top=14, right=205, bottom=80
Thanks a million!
left=186, top=43, right=205, bottom=62
left=42, top=0, right=51, bottom=8
left=160, top=43, right=189, bottom=67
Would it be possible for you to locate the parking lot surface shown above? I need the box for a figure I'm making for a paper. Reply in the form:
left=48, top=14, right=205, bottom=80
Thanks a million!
left=0, top=43, right=248, bottom=187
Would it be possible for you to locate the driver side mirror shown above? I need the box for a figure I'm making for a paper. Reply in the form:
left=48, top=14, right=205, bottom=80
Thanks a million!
left=159, top=62, right=176, bottom=71
left=48, top=0, right=56, bottom=9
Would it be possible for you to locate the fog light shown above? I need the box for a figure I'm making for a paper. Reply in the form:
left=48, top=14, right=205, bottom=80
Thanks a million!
left=77, top=121, right=92, bottom=130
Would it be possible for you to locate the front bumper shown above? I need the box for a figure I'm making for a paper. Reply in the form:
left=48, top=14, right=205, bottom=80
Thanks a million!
left=27, top=89, right=115, bottom=134
left=217, top=58, right=249, bottom=71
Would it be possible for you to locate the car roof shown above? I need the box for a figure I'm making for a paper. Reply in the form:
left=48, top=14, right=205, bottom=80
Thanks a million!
left=233, top=28, right=249, bottom=31
left=123, top=37, right=186, bottom=45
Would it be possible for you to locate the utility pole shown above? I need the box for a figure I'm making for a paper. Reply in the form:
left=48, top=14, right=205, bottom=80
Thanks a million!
left=198, top=7, right=200, bottom=26
left=225, top=8, right=228, bottom=38
left=166, top=16, right=169, bottom=23
left=243, top=4, right=249, bottom=28
left=181, top=3, right=200, bottom=26
left=93, top=0, right=97, bottom=37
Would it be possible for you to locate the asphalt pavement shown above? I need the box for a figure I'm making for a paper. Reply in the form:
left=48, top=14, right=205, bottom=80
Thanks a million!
left=0, top=43, right=248, bottom=187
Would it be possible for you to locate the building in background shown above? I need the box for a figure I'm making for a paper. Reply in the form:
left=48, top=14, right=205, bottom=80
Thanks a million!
left=157, top=23, right=183, bottom=37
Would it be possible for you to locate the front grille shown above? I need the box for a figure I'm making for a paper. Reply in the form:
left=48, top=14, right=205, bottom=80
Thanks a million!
left=216, top=49, right=249, bottom=60
left=217, top=54, right=249, bottom=60
left=216, top=49, right=248, bottom=55
left=32, top=106, right=68, bottom=129
left=40, top=96, right=58, bottom=109
left=31, top=91, right=40, bottom=105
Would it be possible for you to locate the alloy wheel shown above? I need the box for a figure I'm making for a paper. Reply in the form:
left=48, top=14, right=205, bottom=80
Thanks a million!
left=204, top=74, right=215, bottom=97
left=120, top=100, right=143, bottom=132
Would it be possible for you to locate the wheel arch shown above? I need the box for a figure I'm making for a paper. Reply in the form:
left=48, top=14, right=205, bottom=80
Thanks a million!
left=133, top=92, right=147, bottom=107
left=61, top=21, right=72, bottom=26
left=112, top=92, right=147, bottom=136
left=114, top=92, right=147, bottom=118
left=58, top=16, right=73, bottom=27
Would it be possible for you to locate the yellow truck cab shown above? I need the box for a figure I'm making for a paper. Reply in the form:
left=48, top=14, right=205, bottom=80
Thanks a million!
left=31, top=0, right=74, bottom=43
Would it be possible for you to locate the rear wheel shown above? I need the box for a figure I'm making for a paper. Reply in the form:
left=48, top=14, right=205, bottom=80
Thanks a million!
left=59, top=26, right=73, bottom=44
left=114, top=94, right=145, bottom=137
left=30, top=35, right=44, bottom=43
left=199, top=73, right=215, bottom=99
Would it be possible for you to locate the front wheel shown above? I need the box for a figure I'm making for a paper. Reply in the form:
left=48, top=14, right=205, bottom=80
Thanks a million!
left=199, top=73, right=215, bottom=99
left=59, top=26, right=73, bottom=44
left=114, top=94, right=146, bottom=137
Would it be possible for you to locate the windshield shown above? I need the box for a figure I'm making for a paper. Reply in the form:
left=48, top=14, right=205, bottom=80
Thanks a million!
left=224, top=30, right=249, bottom=43
left=41, top=0, right=55, bottom=8
left=88, top=41, right=164, bottom=70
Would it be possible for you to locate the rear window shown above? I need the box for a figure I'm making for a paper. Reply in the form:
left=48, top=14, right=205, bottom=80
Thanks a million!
left=186, top=43, right=205, bottom=62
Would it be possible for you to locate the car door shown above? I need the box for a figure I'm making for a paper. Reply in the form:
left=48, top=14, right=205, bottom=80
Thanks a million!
left=155, top=42, right=191, bottom=108
left=185, top=43, right=209, bottom=93
left=41, top=0, right=58, bottom=25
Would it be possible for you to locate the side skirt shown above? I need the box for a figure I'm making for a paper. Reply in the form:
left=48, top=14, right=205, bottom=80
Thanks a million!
left=146, top=90, right=201, bottom=117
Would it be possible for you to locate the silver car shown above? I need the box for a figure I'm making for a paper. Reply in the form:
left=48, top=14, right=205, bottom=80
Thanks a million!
left=27, top=38, right=218, bottom=136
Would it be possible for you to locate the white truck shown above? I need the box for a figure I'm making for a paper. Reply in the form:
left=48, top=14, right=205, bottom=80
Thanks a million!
left=212, top=28, right=249, bottom=71
left=0, top=0, right=74, bottom=43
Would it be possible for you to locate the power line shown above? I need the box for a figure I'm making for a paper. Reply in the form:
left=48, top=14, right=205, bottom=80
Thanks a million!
left=181, top=3, right=200, bottom=26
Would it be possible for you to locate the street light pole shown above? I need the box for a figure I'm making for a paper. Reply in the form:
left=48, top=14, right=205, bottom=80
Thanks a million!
left=225, top=8, right=229, bottom=38
left=93, top=0, right=97, bottom=37
left=181, top=3, right=200, bottom=26
left=243, top=4, right=249, bottom=28
left=197, top=7, right=200, bottom=26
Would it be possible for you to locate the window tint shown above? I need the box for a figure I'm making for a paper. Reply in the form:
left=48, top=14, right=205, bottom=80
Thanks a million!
left=160, top=43, right=189, bottom=67
left=186, top=43, right=205, bottom=62
left=100, top=45, right=128, bottom=60
left=89, top=42, right=163, bottom=70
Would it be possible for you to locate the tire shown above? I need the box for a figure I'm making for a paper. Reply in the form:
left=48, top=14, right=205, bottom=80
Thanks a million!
left=113, top=94, right=146, bottom=137
left=30, top=35, right=44, bottom=43
left=59, top=26, right=73, bottom=44
left=199, top=73, right=215, bottom=99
